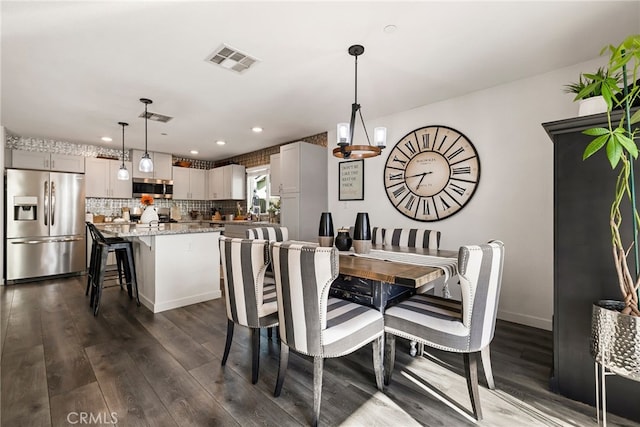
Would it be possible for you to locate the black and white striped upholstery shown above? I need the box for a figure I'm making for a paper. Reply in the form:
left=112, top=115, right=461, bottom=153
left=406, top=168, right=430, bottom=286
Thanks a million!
left=270, top=241, right=384, bottom=426
left=219, top=236, right=278, bottom=384
left=246, top=226, right=289, bottom=242
left=382, top=228, right=441, bottom=249
left=383, top=240, right=505, bottom=421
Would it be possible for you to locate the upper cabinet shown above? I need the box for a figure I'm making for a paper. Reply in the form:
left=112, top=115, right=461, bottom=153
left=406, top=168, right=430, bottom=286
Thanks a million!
left=172, top=167, right=206, bottom=200
left=270, top=153, right=281, bottom=197
left=9, top=150, right=85, bottom=173
left=131, top=150, right=173, bottom=181
left=207, top=164, right=245, bottom=200
left=279, top=143, right=301, bottom=194
left=85, top=157, right=133, bottom=198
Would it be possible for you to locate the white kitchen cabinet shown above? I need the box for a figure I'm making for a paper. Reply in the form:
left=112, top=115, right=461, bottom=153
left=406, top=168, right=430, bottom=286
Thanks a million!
left=207, top=164, right=245, bottom=200
left=10, top=150, right=85, bottom=173
left=280, top=144, right=300, bottom=194
left=131, top=150, right=173, bottom=180
left=173, top=167, right=206, bottom=200
left=270, top=153, right=281, bottom=196
left=85, top=157, right=133, bottom=198
left=278, top=141, right=327, bottom=241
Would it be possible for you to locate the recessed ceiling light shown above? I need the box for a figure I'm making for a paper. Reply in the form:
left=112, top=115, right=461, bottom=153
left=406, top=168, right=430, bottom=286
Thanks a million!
left=101, top=136, right=112, bottom=142
left=190, top=150, right=199, bottom=155
left=216, top=140, right=226, bottom=145
left=252, top=126, right=263, bottom=133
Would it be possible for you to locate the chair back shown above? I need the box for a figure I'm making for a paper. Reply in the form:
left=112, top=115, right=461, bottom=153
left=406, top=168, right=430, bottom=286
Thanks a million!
left=86, top=222, right=106, bottom=244
left=270, top=241, right=338, bottom=356
left=458, top=240, right=505, bottom=350
left=246, top=226, right=289, bottom=241
left=383, top=228, right=441, bottom=249
left=219, top=237, right=270, bottom=328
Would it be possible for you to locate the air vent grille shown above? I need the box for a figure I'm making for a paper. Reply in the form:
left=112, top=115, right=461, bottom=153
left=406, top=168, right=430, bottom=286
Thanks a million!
left=139, top=111, right=173, bottom=123
left=206, top=44, right=259, bottom=74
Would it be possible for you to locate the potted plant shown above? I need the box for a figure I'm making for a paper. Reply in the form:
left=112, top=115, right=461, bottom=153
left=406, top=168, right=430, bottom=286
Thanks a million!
left=573, top=34, right=640, bottom=383
left=565, top=67, right=615, bottom=116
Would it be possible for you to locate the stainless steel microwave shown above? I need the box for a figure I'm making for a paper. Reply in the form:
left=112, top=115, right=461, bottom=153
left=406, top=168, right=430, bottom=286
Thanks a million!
left=132, top=178, right=173, bottom=199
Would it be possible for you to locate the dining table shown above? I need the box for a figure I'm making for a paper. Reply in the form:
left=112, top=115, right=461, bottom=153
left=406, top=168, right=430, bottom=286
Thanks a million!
left=331, top=244, right=458, bottom=314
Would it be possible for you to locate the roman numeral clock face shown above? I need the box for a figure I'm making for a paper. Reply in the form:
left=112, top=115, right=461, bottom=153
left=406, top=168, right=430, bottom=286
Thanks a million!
left=384, top=125, right=480, bottom=221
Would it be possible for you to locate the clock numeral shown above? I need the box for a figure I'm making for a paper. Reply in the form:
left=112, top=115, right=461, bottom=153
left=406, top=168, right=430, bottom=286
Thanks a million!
left=392, top=185, right=407, bottom=199
left=439, top=196, right=451, bottom=210
left=448, top=182, right=465, bottom=196
left=405, top=195, right=416, bottom=211
left=404, top=141, right=416, bottom=156
left=447, top=147, right=465, bottom=161
left=422, top=198, right=430, bottom=216
left=388, top=173, right=403, bottom=181
left=392, top=155, right=407, bottom=167
left=437, top=135, right=448, bottom=152
left=421, top=134, right=430, bottom=150
left=452, top=166, right=471, bottom=175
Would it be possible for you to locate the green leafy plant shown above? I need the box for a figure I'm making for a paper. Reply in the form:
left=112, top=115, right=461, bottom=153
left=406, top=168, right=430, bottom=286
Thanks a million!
left=576, top=34, right=640, bottom=316
left=564, top=67, right=616, bottom=100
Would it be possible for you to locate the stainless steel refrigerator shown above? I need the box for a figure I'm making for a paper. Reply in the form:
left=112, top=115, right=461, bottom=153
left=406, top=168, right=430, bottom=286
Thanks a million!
left=5, top=169, right=86, bottom=281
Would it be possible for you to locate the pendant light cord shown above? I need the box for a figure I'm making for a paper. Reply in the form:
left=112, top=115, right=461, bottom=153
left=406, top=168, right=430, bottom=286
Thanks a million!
left=144, top=102, right=148, bottom=155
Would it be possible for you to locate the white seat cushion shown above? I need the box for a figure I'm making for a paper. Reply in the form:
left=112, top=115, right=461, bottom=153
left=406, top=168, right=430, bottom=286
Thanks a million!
left=322, top=298, right=383, bottom=357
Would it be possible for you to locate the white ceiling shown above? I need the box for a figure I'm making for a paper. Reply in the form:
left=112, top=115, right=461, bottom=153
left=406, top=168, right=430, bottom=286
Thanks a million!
left=2, top=1, right=639, bottom=161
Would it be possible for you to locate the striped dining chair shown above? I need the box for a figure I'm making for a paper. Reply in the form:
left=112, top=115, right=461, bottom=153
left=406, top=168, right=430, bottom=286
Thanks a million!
left=383, top=240, right=505, bottom=421
left=270, top=241, right=384, bottom=427
left=246, top=226, right=289, bottom=242
left=219, top=237, right=278, bottom=384
left=382, top=228, right=441, bottom=249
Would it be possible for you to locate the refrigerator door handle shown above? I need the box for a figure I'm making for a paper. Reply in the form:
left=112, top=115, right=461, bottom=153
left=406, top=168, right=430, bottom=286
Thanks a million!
left=51, top=181, right=56, bottom=226
left=44, top=180, right=49, bottom=226
left=11, top=237, right=84, bottom=245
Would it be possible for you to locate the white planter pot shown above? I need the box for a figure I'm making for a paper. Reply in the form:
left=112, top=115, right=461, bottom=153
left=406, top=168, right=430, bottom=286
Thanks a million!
left=578, top=96, right=608, bottom=116
left=140, top=206, right=159, bottom=224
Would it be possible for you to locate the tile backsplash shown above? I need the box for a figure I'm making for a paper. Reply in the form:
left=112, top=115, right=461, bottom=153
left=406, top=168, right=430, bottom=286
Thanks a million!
left=86, top=198, right=219, bottom=219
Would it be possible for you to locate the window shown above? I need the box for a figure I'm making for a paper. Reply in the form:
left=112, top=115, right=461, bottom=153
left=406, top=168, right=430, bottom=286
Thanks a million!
left=246, top=165, right=271, bottom=215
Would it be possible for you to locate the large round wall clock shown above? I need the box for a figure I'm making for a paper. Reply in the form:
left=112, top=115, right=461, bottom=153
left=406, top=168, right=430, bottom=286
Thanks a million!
left=383, top=125, right=480, bottom=222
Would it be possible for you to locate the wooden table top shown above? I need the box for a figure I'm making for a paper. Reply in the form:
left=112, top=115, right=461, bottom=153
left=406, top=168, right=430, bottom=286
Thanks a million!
left=338, top=245, right=458, bottom=288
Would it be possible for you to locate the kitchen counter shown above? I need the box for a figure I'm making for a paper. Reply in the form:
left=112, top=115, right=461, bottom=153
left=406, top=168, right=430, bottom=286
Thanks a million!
left=213, top=220, right=281, bottom=238
left=97, top=222, right=224, bottom=237
left=100, top=223, right=222, bottom=313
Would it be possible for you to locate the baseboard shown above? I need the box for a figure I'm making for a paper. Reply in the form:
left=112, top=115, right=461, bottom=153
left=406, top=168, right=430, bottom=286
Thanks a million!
left=145, top=290, right=223, bottom=313
left=498, top=309, right=552, bottom=331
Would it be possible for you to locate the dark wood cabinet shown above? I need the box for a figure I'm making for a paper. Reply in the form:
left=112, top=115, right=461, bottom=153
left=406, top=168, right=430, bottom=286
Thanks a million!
left=543, top=111, right=640, bottom=422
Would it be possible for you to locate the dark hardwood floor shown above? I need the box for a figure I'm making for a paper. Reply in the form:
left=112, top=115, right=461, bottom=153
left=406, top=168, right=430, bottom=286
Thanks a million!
left=1, top=275, right=637, bottom=426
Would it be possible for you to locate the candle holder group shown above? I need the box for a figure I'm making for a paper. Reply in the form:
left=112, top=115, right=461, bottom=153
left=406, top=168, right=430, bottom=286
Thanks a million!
left=318, top=211, right=370, bottom=254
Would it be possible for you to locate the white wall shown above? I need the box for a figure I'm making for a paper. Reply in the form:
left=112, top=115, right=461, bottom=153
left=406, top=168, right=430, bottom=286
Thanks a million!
left=327, top=58, right=607, bottom=330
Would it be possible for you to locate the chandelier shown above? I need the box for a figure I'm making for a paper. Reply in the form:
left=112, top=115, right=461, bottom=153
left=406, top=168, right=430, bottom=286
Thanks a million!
left=333, top=44, right=387, bottom=159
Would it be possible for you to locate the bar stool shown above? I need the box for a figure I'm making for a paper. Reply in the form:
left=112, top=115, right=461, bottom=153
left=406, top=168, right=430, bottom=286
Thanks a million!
left=86, top=222, right=140, bottom=316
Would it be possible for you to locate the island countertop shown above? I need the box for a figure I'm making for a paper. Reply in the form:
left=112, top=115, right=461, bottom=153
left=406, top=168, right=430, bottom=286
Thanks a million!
left=98, top=222, right=224, bottom=237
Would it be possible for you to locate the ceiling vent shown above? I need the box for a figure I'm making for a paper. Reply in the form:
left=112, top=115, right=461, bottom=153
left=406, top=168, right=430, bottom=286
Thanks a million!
left=206, top=44, right=259, bottom=74
left=139, top=111, right=173, bottom=123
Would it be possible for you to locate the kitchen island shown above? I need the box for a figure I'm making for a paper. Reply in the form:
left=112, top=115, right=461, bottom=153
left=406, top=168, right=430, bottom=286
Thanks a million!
left=99, top=223, right=224, bottom=313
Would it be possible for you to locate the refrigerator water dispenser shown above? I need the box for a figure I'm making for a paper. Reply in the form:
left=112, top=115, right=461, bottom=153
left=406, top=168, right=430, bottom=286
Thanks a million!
left=13, top=196, right=38, bottom=221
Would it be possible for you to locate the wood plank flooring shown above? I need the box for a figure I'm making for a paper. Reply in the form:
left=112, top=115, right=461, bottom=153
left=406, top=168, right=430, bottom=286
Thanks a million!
left=1, top=275, right=638, bottom=426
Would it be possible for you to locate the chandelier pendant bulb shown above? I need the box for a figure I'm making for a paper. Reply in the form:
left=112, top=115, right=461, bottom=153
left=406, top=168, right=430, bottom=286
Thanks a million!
left=117, top=121, right=130, bottom=181
left=138, top=98, right=154, bottom=173
left=333, top=44, right=386, bottom=160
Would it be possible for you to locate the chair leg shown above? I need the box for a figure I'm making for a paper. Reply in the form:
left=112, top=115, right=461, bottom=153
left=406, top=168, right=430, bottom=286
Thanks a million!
left=115, top=250, right=124, bottom=290
left=313, top=356, right=324, bottom=427
left=86, top=242, right=97, bottom=296
left=251, top=328, right=260, bottom=384
left=480, top=345, right=495, bottom=390
left=221, top=319, right=234, bottom=366
left=384, top=332, right=396, bottom=386
left=93, top=246, right=109, bottom=316
left=125, top=245, right=140, bottom=306
left=274, top=342, right=289, bottom=397
left=463, top=352, right=483, bottom=421
left=372, top=335, right=384, bottom=391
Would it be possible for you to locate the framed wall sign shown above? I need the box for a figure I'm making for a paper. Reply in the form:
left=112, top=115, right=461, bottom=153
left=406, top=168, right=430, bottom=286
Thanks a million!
left=339, top=159, right=364, bottom=201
